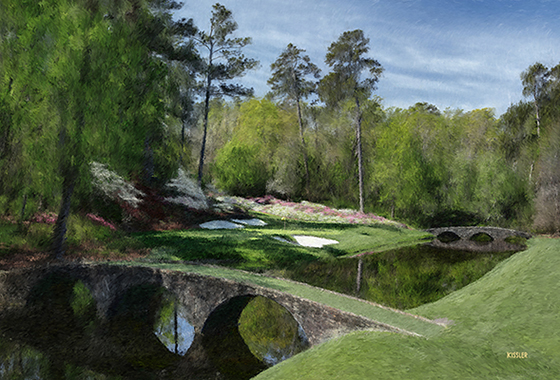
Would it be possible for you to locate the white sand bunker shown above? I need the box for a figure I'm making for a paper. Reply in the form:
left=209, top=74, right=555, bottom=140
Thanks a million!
left=199, top=220, right=244, bottom=229
left=231, top=218, right=267, bottom=226
left=292, top=235, right=339, bottom=248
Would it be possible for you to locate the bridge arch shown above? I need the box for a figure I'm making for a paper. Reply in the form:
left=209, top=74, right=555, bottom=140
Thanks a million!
left=426, top=226, right=531, bottom=252
left=469, top=232, right=494, bottom=243
left=1, top=264, right=413, bottom=349
left=202, top=295, right=267, bottom=379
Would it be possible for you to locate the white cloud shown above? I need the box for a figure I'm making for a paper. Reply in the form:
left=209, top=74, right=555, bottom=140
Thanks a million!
left=173, top=0, right=560, bottom=115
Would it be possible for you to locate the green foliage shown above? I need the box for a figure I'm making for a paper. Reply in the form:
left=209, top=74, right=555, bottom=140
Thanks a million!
left=193, top=2, right=258, bottom=183
left=70, top=280, right=96, bottom=319
left=66, top=214, right=115, bottom=247
left=213, top=144, right=269, bottom=196
left=211, top=99, right=300, bottom=196
left=239, top=296, right=308, bottom=365
left=0, top=0, right=186, bottom=255
left=268, top=43, right=321, bottom=102
left=368, top=106, right=531, bottom=227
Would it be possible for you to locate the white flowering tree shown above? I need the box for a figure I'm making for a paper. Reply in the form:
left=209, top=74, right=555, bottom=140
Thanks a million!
left=90, top=162, right=145, bottom=209
left=164, top=169, right=208, bottom=210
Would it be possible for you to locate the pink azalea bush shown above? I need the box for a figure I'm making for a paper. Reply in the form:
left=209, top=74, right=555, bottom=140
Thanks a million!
left=33, top=212, right=58, bottom=224
left=86, top=213, right=117, bottom=231
left=220, top=196, right=406, bottom=227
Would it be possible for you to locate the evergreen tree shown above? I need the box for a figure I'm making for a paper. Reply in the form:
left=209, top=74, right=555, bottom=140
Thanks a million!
left=193, top=3, right=258, bottom=186
left=320, top=30, right=383, bottom=213
left=268, top=44, right=321, bottom=193
left=0, top=0, right=187, bottom=258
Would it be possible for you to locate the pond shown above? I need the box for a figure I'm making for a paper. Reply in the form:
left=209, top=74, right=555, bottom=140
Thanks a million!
left=285, top=241, right=524, bottom=310
left=0, top=274, right=309, bottom=380
left=0, top=238, right=525, bottom=378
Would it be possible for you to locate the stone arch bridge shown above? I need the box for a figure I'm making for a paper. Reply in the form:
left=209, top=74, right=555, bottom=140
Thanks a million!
left=0, top=264, right=412, bottom=345
left=0, top=263, right=422, bottom=377
left=426, top=226, right=532, bottom=251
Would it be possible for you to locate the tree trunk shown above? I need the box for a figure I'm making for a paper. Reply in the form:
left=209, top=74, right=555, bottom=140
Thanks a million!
left=356, top=257, right=363, bottom=295
left=144, top=134, right=154, bottom=185
left=52, top=174, right=75, bottom=260
left=355, top=96, right=365, bottom=213
left=197, top=84, right=211, bottom=187
left=174, top=302, right=179, bottom=354
left=19, top=193, right=27, bottom=224
left=51, top=44, right=90, bottom=260
left=198, top=47, right=213, bottom=187
left=295, top=97, right=310, bottom=194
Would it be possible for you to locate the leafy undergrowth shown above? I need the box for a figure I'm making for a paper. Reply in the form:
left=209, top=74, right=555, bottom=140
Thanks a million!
left=254, top=237, right=560, bottom=380
left=0, top=215, right=148, bottom=270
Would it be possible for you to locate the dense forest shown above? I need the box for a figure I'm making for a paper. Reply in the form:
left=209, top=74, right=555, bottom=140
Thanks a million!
left=1, top=0, right=560, bottom=258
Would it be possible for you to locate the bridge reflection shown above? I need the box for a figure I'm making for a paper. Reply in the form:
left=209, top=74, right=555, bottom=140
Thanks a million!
left=0, top=270, right=307, bottom=379
left=0, top=264, right=402, bottom=379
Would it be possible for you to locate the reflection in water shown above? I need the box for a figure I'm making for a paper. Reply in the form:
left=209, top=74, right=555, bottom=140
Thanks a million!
left=0, top=271, right=308, bottom=380
left=239, top=296, right=309, bottom=366
left=154, top=293, right=195, bottom=355
left=288, top=244, right=519, bottom=309
left=0, top=344, right=48, bottom=379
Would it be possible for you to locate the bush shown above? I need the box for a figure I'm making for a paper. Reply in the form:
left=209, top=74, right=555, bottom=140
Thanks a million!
left=164, top=169, right=208, bottom=210
left=213, top=144, right=269, bottom=197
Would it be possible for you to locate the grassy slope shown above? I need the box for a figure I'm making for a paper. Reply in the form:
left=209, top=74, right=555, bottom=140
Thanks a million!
left=254, top=237, right=560, bottom=380
left=135, top=212, right=431, bottom=269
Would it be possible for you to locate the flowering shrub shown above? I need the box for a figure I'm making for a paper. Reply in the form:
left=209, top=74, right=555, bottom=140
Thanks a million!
left=164, top=169, right=208, bottom=210
left=33, top=212, right=57, bottom=224
left=216, top=196, right=406, bottom=227
left=86, top=213, right=117, bottom=231
left=90, top=162, right=144, bottom=208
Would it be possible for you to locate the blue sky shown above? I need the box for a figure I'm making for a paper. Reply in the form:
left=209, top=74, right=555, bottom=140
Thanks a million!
left=173, top=0, right=560, bottom=116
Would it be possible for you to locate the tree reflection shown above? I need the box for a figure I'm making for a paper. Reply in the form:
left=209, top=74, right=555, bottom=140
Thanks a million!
left=154, top=292, right=195, bottom=355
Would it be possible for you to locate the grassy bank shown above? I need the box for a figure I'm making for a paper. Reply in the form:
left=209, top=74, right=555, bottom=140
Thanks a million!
left=254, top=237, right=560, bottom=379
left=134, top=212, right=431, bottom=270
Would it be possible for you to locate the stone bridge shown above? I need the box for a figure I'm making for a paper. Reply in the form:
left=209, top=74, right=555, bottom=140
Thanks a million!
left=0, top=263, right=418, bottom=377
left=425, top=226, right=532, bottom=252
left=0, top=264, right=409, bottom=346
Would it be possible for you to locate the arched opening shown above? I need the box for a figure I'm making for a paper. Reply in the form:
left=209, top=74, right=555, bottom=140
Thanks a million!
left=153, top=290, right=195, bottom=356
left=202, top=295, right=309, bottom=379
left=106, top=284, right=182, bottom=369
left=436, top=231, right=461, bottom=243
left=25, top=273, right=97, bottom=332
left=238, top=296, right=309, bottom=366
left=469, top=232, right=494, bottom=244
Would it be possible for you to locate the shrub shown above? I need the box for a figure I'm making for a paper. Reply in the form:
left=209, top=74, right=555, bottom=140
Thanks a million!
left=164, top=169, right=208, bottom=210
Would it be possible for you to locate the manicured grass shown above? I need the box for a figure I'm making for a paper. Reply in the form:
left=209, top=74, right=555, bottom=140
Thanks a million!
left=134, top=212, right=431, bottom=270
left=254, top=237, right=560, bottom=380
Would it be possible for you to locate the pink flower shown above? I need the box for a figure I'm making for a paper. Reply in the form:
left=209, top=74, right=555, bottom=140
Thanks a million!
left=86, top=213, right=117, bottom=230
left=34, top=212, right=57, bottom=224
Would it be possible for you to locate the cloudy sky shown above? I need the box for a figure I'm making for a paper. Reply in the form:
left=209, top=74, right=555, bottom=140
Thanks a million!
left=173, top=0, right=560, bottom=116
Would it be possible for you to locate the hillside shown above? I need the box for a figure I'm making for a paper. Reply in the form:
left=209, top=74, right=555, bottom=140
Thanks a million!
left=254, top=237, right=560, bottom=379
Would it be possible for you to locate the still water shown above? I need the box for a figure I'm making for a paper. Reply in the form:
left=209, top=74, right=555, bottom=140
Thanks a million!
left=0, top=274, right=309, bottom=380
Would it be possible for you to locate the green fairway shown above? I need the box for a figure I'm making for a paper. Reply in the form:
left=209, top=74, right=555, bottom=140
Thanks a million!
left=134, top=212, right=431, bottom=270
left=253, top=237, right=560, bottom=380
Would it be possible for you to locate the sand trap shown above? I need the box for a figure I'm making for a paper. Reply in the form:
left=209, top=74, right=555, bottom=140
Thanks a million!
left=231, top=218, right=267, bottom=226
left=199, top=220, right=244, bottom=229
left=292, top=235, right=339, bottom=248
